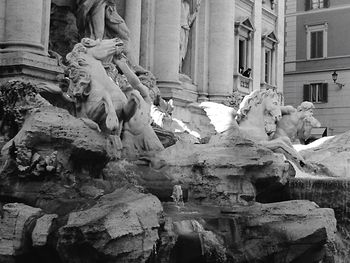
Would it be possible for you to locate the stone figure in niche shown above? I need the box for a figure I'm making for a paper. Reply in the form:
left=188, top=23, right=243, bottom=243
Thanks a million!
left=75, top=0, right=140, bottom=71
left=273, top=101, right=321, bottom=145
left=179, top=0, right=201, bottom=72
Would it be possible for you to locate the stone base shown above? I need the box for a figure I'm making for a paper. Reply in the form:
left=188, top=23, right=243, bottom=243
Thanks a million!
left=0, top=52, right=64, bottom=83
left=156, top=77, right=214, bottom=138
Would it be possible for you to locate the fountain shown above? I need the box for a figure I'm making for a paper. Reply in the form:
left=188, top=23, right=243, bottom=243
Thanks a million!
left=0, top=1, right=348, bottom=263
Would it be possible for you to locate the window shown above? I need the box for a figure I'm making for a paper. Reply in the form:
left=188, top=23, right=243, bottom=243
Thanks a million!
left=306, top=23, right=328, bottom=59
left=262, top=0, right=276, bottom=10
left=305, top=0, right=330, bottom=10
left=313, top=0, right=324, bottom=9
left=235, top=18, right=254, bottom=75
left=265, top=49, right=272, bottom=83
left=261, top=31, right=278, bottom=85
left=239, top=39, right=248, bottom=73
left=303, top=83, right=328, bottom=103
left=310, top=31, right=323, bottom=58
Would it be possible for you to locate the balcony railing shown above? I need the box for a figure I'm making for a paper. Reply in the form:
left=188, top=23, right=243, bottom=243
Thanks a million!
left=233, top=74, right=252, bottom=94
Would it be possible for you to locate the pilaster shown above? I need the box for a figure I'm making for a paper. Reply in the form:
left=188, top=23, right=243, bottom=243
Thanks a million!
left=153, top=0, right=182, bottom=97
left=208, top=0, right=235, bottom=102
left=276, top=0, right=285, bottom=92
left=124, top=0, right=142, bottom=64
left=0, top=0, right=63, bottom=83
left=252, top=0, right=262, bottom=90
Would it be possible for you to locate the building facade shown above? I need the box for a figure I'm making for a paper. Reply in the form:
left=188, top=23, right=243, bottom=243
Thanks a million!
left=137, top=0, right=285, bottom=120
left=0, top=0, right=285, bottom=128
left=284, top=0, right=350, bottom=135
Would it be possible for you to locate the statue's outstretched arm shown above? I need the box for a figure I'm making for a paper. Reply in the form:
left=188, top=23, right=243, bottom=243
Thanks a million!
left=280, top=105, right=296, bottom=115
left=114, top=57, right=152, bottom=104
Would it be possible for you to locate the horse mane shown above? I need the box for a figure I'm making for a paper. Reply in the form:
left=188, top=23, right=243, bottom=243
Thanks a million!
left=236, top=89, right=278, bottom=123
left=65, top=43, right=91, bottom=97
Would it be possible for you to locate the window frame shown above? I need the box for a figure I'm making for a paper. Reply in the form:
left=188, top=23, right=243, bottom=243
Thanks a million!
left=235, top=18, right=254, bottom=76
left=303, top=82, right=328, bottom=103
left=305, top=23, right=328, bottom=60
left=264, top=48, right=273, bottom=84
left=305, top=0, right=330, bottom=11
left=261, top=31, right=278, bottom=86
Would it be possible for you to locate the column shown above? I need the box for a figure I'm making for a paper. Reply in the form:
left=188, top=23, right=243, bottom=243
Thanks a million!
left=252, top=0, right=262, bottom=90
left=124, top=0, right=142, bottom=65
left=208, top=0, right=235, bottom=102
left=0, top=0, right=63, bottom=83
left=140, top=0, right=156, bottom=71
left=153, top=0, right=181, bottom=95
left=276, top=0, right=285, bottom=92
left=0, top=0, right=50, bottom=55
left=196, top=0, right=210, bottom=102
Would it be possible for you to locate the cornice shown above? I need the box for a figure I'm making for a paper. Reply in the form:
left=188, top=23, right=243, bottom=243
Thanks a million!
left=262, top=7, right=277, bottom=21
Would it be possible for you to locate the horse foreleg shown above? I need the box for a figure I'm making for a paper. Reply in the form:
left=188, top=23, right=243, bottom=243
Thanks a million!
left=101, top=94, right=119, bottom=132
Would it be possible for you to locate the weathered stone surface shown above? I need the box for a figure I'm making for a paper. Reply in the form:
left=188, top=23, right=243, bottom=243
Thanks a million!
left=156, top=136, right=291, bottom=205
left=31, top=214, right=58, bottom=247
left=171, top=219, right=227, bottom=263
left=163, top=200, right=337, bottom=263
left=153, top=126, right=178, bottom=148
left=57, top=188, right=163, bottom=263
left=1, top=106, right=111, bottom=176
left=299, top=131, right=350, bottom=177
left=0, top=203, right=42, bottom=257
left=288, top=177, right=350, bottom=262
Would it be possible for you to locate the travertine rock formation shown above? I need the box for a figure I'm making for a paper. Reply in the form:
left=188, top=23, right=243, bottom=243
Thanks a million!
left=300, top=131, right=350, bottom=177
left=57, top=188, right=163, bottom=263
left=156, top=136, right=291, bottom=205
left=163, top=200, right=337, bottom=263
left=0, top=203, right=42, bottom=260
left=0, top=81, right=340, bottom=263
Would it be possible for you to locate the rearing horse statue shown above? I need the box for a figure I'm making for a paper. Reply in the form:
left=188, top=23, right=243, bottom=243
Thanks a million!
left=201, top=89, right=282, bottom=142
left=65, top=38, right=138, bottom=132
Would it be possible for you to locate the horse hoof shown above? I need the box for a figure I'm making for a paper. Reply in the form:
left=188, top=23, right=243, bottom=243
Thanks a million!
left=106, top=115, right=119, bottom=131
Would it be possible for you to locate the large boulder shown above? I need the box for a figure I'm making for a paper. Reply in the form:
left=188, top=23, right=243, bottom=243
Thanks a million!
left=154, top=136, right=291, bottom=205
left=57, top=188, right=163, bottom=263
left=0, top=105, right=120, bottom=214
left=299, top=132, right=350, bottom=177
left=0, top=203, right=43, bottom=261
left=1, top=105, right=112, bottom=173
left=0, top=188, right=163, bottom=263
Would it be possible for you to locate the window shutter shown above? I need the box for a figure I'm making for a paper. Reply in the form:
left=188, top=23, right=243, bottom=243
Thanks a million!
left=322, top=83, right=328, bottom=103
left=317, top=31, right=324, bottom=58
left=303, top=84, right=310, bottom=101
left=324, top=0, right=330, bottom=8
left=310, top=32, right=316, bottom=58
left=305, top=0, right=312, bottom=10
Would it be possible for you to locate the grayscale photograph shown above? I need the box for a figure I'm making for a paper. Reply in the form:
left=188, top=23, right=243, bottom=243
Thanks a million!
left=0, top=0, right=348, bottom=262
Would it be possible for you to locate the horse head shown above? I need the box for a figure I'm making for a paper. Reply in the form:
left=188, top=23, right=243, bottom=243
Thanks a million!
left=263, top=89, right=282, bottom=122
left=81, top=37, right=124, bottom=62
left=236, top=89, right=282, bottom=123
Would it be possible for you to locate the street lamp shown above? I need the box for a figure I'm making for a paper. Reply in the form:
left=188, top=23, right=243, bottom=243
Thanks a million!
left=332, top=71, right=345, bottom=89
